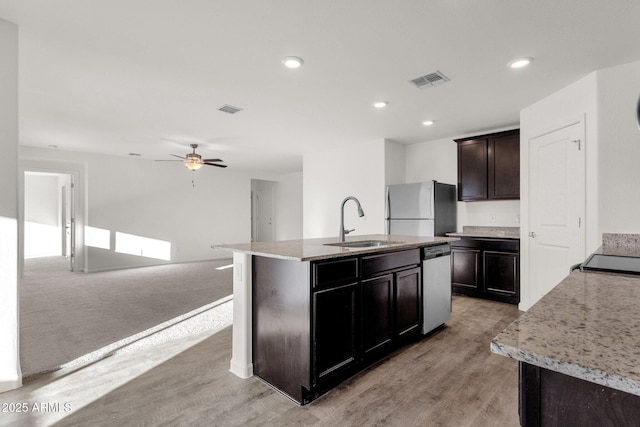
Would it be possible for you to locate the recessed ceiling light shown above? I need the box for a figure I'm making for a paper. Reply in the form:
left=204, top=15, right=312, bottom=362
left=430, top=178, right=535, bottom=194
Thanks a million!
left=47, top=144, right=58, bottom=149
left=373, top=101, right=388, bottom=109
left=508, top=57, right=533, bottom=69
left=422, top=120, right=435, bottom=126
left=281, top=56, right=304, bottom=69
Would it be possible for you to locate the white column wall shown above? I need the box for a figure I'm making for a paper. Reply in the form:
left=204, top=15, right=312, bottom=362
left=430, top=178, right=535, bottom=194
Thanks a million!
left=0, top=17, right=21, bottom=393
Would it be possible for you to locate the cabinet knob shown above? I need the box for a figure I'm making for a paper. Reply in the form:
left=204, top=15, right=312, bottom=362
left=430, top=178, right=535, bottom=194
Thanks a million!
left=528, top=232, right=537, bottom=238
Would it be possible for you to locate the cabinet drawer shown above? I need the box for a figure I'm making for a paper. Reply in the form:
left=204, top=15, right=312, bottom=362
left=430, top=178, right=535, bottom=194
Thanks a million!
left=313, top=257, right=358, bottom=288
left=450, top=239, right=484, bottom=250
left=483, top=239, right=519, bottom=252
left=451, top=238, right=519, bottom=252
left=361, top=249, right=420, bottom=278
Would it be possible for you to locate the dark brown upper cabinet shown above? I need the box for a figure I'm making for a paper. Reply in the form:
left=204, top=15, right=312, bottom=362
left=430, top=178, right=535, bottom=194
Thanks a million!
left=455, top=129, right=520, bottom=201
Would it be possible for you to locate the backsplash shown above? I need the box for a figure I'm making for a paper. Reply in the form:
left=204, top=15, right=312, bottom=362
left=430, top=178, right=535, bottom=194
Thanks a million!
left=602, top=233, right=640, bottom=248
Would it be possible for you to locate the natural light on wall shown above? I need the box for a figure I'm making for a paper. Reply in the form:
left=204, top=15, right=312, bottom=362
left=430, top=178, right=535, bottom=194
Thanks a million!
left=85, top=226, right=110, bottom=250
left=24, top=221, right=61, bottom=258
left=115, top=232, right=171, bottom=261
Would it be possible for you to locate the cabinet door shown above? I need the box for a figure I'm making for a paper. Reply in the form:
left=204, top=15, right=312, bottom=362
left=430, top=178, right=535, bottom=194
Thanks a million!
left=313, top=282, right=358, bottom=385
left=489, top=131, right=520, bottom=199
left=484, top=251, right=519, bottom=299
left=395, top=266, right=422, bottom=340
left=362, top=274, right=393, bottom=356
left=457, top=138, right=488, bottom=201
left=451, top=248, right=481, bottom=291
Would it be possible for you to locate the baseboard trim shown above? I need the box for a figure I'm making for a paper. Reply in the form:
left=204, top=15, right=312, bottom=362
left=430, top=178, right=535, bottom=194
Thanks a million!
left=230, top=359, right=253, bottom=379
left=0, top=377, right=22, bottom=394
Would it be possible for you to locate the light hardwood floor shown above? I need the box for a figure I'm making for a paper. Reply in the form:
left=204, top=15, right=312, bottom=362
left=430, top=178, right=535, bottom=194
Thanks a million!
left=0, top=295, right=521, bottom=427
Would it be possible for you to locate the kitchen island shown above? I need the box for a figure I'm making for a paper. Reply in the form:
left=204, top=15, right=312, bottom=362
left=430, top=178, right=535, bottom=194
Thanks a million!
left=214, top=234, right=457, bottom=404
left=491, top=270, right=640, bottom=426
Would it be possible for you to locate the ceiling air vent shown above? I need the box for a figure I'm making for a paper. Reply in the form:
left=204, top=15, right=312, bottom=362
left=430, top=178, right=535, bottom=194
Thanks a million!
left=409, top=71, right=450, bottom=89
left=218, top=104, right=243, bottom=114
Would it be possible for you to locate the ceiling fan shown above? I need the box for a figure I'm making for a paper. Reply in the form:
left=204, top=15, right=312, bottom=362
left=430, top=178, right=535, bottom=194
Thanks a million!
left=157, top=144, right=227, bottom=171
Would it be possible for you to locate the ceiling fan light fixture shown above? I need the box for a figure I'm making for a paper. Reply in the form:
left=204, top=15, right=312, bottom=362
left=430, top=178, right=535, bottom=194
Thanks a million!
left=185, top=161, right=203, bottom=171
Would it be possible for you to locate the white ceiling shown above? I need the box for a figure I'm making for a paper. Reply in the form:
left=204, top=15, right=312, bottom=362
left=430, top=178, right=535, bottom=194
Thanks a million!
left=1, top=1, right=639, bottom=174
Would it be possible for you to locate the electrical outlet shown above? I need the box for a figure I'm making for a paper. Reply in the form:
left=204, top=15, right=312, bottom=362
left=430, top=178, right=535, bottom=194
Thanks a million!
left=489, top=213, right=496, bottom=223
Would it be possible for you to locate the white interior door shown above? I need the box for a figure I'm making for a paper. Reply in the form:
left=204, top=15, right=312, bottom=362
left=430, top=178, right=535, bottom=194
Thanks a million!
left=255, top=188, right=274, bottom=242
left=63, top=181, right=76, bottom=271
left=528, top=122, right=585, bottom=299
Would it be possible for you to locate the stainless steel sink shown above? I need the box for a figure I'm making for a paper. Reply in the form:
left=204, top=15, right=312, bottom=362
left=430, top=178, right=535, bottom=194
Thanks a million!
left=325, top=240, right=402, bottom=248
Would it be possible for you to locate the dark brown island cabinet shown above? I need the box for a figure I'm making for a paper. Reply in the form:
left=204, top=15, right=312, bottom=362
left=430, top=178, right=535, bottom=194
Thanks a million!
left=252, top=248, right=423, bottom=404
left=450, top=237, right=519, bottom=304
left=455, top=129, right=520, bottom=201
left=519, top=362, right=640, bottom=426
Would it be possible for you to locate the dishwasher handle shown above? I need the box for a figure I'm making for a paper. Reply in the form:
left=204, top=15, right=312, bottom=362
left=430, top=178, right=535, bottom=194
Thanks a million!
left=423, top=244, right=451, bottom=260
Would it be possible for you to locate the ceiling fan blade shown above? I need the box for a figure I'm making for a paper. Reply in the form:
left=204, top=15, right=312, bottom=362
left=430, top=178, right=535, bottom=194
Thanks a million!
left=155, top=159, right=183, bottom=162
left=204, top=162, right=228, bottom=168
left=170, top=154, right=186, bottom=159
left=202, top=158, right=223, bottom=162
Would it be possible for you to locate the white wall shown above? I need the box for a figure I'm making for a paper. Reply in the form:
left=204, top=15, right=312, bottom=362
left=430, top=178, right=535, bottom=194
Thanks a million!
left=0, top=17, right=21, bottom=393
left=405, top=128, right=521, bottom=231
left=20, top=146, right=283, bottom=272
left=303, top=139, right=386, bottom=238
left=597, top=60, right=640, bottom=233
left=274, top=172, right=303, bottom=241
left=384, top=140, right=406, bottom=186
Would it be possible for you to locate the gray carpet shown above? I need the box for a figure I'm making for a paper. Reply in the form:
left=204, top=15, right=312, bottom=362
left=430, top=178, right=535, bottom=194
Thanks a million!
left=20, top=256, right=233, bottom=377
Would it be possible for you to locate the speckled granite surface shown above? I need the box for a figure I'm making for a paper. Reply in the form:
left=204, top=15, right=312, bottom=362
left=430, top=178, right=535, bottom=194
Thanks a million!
left=213, top=234, right=458, bottom=261
left=599, top=233, right=640, bottom=257
left=447, top=226, right=520, bottom=239
left=491, top=270, right=640, bottom=396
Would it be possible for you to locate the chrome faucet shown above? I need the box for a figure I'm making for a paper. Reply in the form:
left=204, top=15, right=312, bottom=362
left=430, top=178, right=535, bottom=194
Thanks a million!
left=339, top=196, right=365, bottom=242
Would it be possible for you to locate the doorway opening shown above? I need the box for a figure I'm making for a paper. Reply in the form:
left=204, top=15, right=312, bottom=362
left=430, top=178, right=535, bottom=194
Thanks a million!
left=24, top=171, right=76, bottom=270
left=251, top=179, right=276, bottom=242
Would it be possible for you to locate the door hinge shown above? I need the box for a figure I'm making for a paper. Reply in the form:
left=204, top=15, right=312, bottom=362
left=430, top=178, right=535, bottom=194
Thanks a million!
left=572, top=139, right=581, bottom=151
left=578, top=217, right=582, bottom=228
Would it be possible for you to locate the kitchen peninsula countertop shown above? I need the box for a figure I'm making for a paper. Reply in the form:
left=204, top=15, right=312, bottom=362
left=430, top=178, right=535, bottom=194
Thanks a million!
left=214, top=234, right=458, bottom=262
left=446, top=226, right=520, bottom=239
left=491, top=270, right=640, bottom=396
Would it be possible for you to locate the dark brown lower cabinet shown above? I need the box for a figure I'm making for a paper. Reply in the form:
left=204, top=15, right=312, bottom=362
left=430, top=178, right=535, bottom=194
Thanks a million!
left=451, top=238, right=519, bottom=304
left=395, top=266, right=422, bottom=340
left=519, top=362, right=640, bottom=426
left=252, top=249, right=423, bottom=404
left=361, top=265, right=422, bottom=361
left=362, top=274, right=393, bottom=357
left=313, top=282, right=358, bottom=387
left=451, top=248, right=481, bottom=291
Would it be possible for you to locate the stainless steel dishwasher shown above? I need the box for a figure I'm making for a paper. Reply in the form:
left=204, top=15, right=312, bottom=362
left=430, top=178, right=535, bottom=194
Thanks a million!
left=422, top=244, right=452, bottom=334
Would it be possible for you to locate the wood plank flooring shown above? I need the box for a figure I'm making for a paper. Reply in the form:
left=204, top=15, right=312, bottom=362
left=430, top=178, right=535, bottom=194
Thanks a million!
left=0, top=295, right=521, bottom=427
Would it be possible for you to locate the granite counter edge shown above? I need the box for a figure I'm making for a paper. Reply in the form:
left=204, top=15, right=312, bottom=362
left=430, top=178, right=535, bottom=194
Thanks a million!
left=490, top=335, right=640, bottom=397
left=213, top=239, right=457, bottom=262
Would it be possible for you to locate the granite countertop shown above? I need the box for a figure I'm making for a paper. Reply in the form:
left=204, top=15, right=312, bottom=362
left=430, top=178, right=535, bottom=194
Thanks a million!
left=491, top=270, right=640, bottom=396
left=446, top=226, right=520, bottom=240
left=213, top=234, right=458, bottom=262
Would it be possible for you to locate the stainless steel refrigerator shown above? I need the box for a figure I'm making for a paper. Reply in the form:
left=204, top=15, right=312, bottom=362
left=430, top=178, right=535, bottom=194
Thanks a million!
left=386, top=181, right=456, bottom=236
